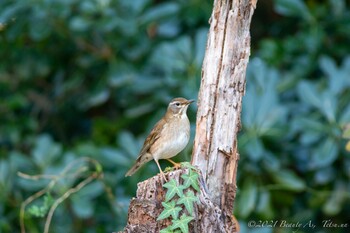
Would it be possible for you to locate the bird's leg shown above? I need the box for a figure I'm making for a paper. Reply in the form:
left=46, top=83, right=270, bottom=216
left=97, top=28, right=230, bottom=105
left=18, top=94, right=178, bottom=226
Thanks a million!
left=166, top=159, right=181, bottom=170
left=154, top=159, right=168, bottom=182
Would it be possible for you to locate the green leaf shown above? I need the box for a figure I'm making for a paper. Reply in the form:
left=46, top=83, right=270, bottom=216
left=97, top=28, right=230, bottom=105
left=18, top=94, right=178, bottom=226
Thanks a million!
left=245, top=137, right=264, bottom=161
left=319, top=56, right=339, bottom=91
left=140, top=2, right=180, bottom=24
left=69, top=16, right=90, bottom=32
left=159, top=227, right=174, bottom=233
left=125, top=102, right=155, bottom=118
left=27, top=194, right=53, bottom=217
left=43, top=193, right=54, bottom=209
left=297, top=81, right=321, bottom=109
left=272, top=170, right=306, bottom=191
left=75, top=143, right=99, bottom=157
left=275, top=0, right=311, bottom=20
left=157, top=201, right=182, bottom=221
left=164, top=166, right=175, bottom=172
left=171, top=214, right=194, bottom=233
left=159, top=228, right=181, bottom=233
left=82, top=89, right=110, bottom=109
left=323, top=182, right=348, bottom=215
left=319, top=91, right=337, bottom=123
left=319, top=55, right=350, bottom=94
left=28, top=205, right=44, bottom=217
left=235, top=178, right=257, bottom=218
left=75, top=181, right=103, bottom=198
left=163, top=179, right=185, bottom=201
left=72, top=197, right=94, bottom=218
left=99, top=147, right=129, bottom=167
left=32, top=134, right=62, bottom=168
left=118, top=131, right=140, bottom=156
left=95, top=162, right=103, bottom=173
left=176, top=191, right=198, bottom=215
left=181, top=169, right=199, bottom=191
left=0, top=2, right=25, bottom=24
left=180, top=162, right=198, bottom=171
left=0, top=160, right=10, bottom=195
left=255, top=189, right=274, bottom=219
left=29, top=12, right=50, bottom=40
left=340, top=105, right=350, bottom=125
left=293, top=117, right=325, bottom=139
left=311, top=138, right=339, bottom=169
left=194, top=28, right=208, bottom=67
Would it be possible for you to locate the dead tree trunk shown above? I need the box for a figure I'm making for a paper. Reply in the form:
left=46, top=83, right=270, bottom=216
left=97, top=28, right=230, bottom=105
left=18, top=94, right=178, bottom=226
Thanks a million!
left=120, top=1, right=257, bottom=232
left=192, top=0, right=256, bottom=215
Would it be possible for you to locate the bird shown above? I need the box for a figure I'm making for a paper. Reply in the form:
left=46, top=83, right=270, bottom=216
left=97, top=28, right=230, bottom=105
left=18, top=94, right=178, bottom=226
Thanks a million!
left=125, top=97, right=194, bottom=181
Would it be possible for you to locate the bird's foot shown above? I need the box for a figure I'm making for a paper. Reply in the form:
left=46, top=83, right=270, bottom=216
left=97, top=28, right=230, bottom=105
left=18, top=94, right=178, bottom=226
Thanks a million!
left=166, top=159, right=181, bottom=170
left=172, top=162, right=181, bottom=170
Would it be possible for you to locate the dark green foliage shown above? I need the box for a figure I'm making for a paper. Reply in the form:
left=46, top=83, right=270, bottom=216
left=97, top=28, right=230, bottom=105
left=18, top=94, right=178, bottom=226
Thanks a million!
left=235, top=0, right=350, bottom=232
left=0, top=0, right=349, bottom=232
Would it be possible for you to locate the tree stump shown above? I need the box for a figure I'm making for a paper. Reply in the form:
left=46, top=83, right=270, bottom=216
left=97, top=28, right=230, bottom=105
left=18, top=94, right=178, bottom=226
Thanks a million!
left=118, top=169, right=237, bottom=233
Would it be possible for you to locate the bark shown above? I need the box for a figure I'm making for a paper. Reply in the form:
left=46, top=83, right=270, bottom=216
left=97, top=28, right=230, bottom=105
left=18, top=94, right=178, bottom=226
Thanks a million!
left=120, top=0, right=257, bottom=232
left=119, top=170, right=234, bottom=233
left=192, top=0, right=256, bottom=216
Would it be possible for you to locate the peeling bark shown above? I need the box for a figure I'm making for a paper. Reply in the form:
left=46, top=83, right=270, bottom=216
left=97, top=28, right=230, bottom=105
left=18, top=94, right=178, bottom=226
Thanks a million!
left=192, top=0, right=256, bottom=218
left=118, top=169, right=237, bottom=233
left=120, top=0, right=257, bottom=232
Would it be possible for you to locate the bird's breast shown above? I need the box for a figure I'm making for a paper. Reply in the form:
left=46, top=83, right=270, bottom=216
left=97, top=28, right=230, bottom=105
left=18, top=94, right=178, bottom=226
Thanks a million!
left=151, top=118, right=190, bottom=160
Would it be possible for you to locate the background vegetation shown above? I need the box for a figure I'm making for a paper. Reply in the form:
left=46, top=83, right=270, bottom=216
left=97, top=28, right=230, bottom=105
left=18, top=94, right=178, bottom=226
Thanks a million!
left=0, top=0, right=349, bottom=232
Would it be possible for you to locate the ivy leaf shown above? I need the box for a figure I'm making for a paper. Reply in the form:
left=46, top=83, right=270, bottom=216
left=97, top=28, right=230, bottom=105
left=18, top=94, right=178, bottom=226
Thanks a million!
left=27, top=193, right=54, bottom=217
left=176, top=190, right=199, bottom=215
left=181, top=169, right=200, bottom=191
left=163, top=179, right=185, bottom=201
left=171, top=213, right=194, bottom=233
left=180, top=162, right=198, bottom=170
left=164, top=166, right=174, bottom=172
left=157, top=201, right=182, bottom=221
left=159, top=227, right=173, bottom=233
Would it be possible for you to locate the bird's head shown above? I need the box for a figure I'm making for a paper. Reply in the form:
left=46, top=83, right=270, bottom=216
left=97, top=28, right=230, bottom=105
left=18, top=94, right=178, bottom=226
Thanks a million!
left=167, top=97, right=195, bottom=118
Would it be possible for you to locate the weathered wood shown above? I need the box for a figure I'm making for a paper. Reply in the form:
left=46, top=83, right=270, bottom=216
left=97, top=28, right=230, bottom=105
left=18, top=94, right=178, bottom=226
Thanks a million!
left=118, top=169, right=237, bottom=233
left=191, top=0, right=257, bottom=219
left=120, top=0, right=257, bottom=232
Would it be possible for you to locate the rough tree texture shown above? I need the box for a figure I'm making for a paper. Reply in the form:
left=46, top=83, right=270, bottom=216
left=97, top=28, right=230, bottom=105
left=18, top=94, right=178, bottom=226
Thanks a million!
left=119, top=170, right=232, bottom=233
left=192, top=0, right=256, bottom=214
left=120, top=0, right=257, bottom=232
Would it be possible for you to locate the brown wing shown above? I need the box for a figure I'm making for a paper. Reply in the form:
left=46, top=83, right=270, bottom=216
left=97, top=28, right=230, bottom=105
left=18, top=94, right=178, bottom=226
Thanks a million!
left=137, top=117, right=166, bottom=157
left=125, top=118, right=167, bottom=177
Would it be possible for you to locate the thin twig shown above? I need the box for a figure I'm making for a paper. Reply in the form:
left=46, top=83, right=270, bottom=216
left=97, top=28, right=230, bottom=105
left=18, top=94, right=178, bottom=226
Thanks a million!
left=17, top=172, right=58, bottom=180
left=44, top=173, right=101, bottom=233
left=19, top=157, right=103, bottom=233
left=20, top=179, right=57, bottom=233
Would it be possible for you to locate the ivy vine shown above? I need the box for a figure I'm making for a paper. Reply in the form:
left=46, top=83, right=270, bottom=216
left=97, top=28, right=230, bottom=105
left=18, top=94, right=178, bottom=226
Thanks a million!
left=157, top=162, right=200, bottom=233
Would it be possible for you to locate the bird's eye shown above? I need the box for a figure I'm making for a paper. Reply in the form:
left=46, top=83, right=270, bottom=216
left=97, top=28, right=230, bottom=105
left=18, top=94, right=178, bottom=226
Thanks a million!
left=175, top=102, right=180, bottom=106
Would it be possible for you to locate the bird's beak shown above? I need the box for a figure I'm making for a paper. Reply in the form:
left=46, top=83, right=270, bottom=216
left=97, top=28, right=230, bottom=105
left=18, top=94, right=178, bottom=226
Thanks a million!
left=187, top=99, right=195, bottom=105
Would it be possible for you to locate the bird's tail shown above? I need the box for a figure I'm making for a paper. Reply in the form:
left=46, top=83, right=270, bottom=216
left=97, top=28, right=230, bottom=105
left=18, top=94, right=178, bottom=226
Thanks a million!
left=125, top=162, right=142, bottom=177
left=125, top=153, right=152, bottom=177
